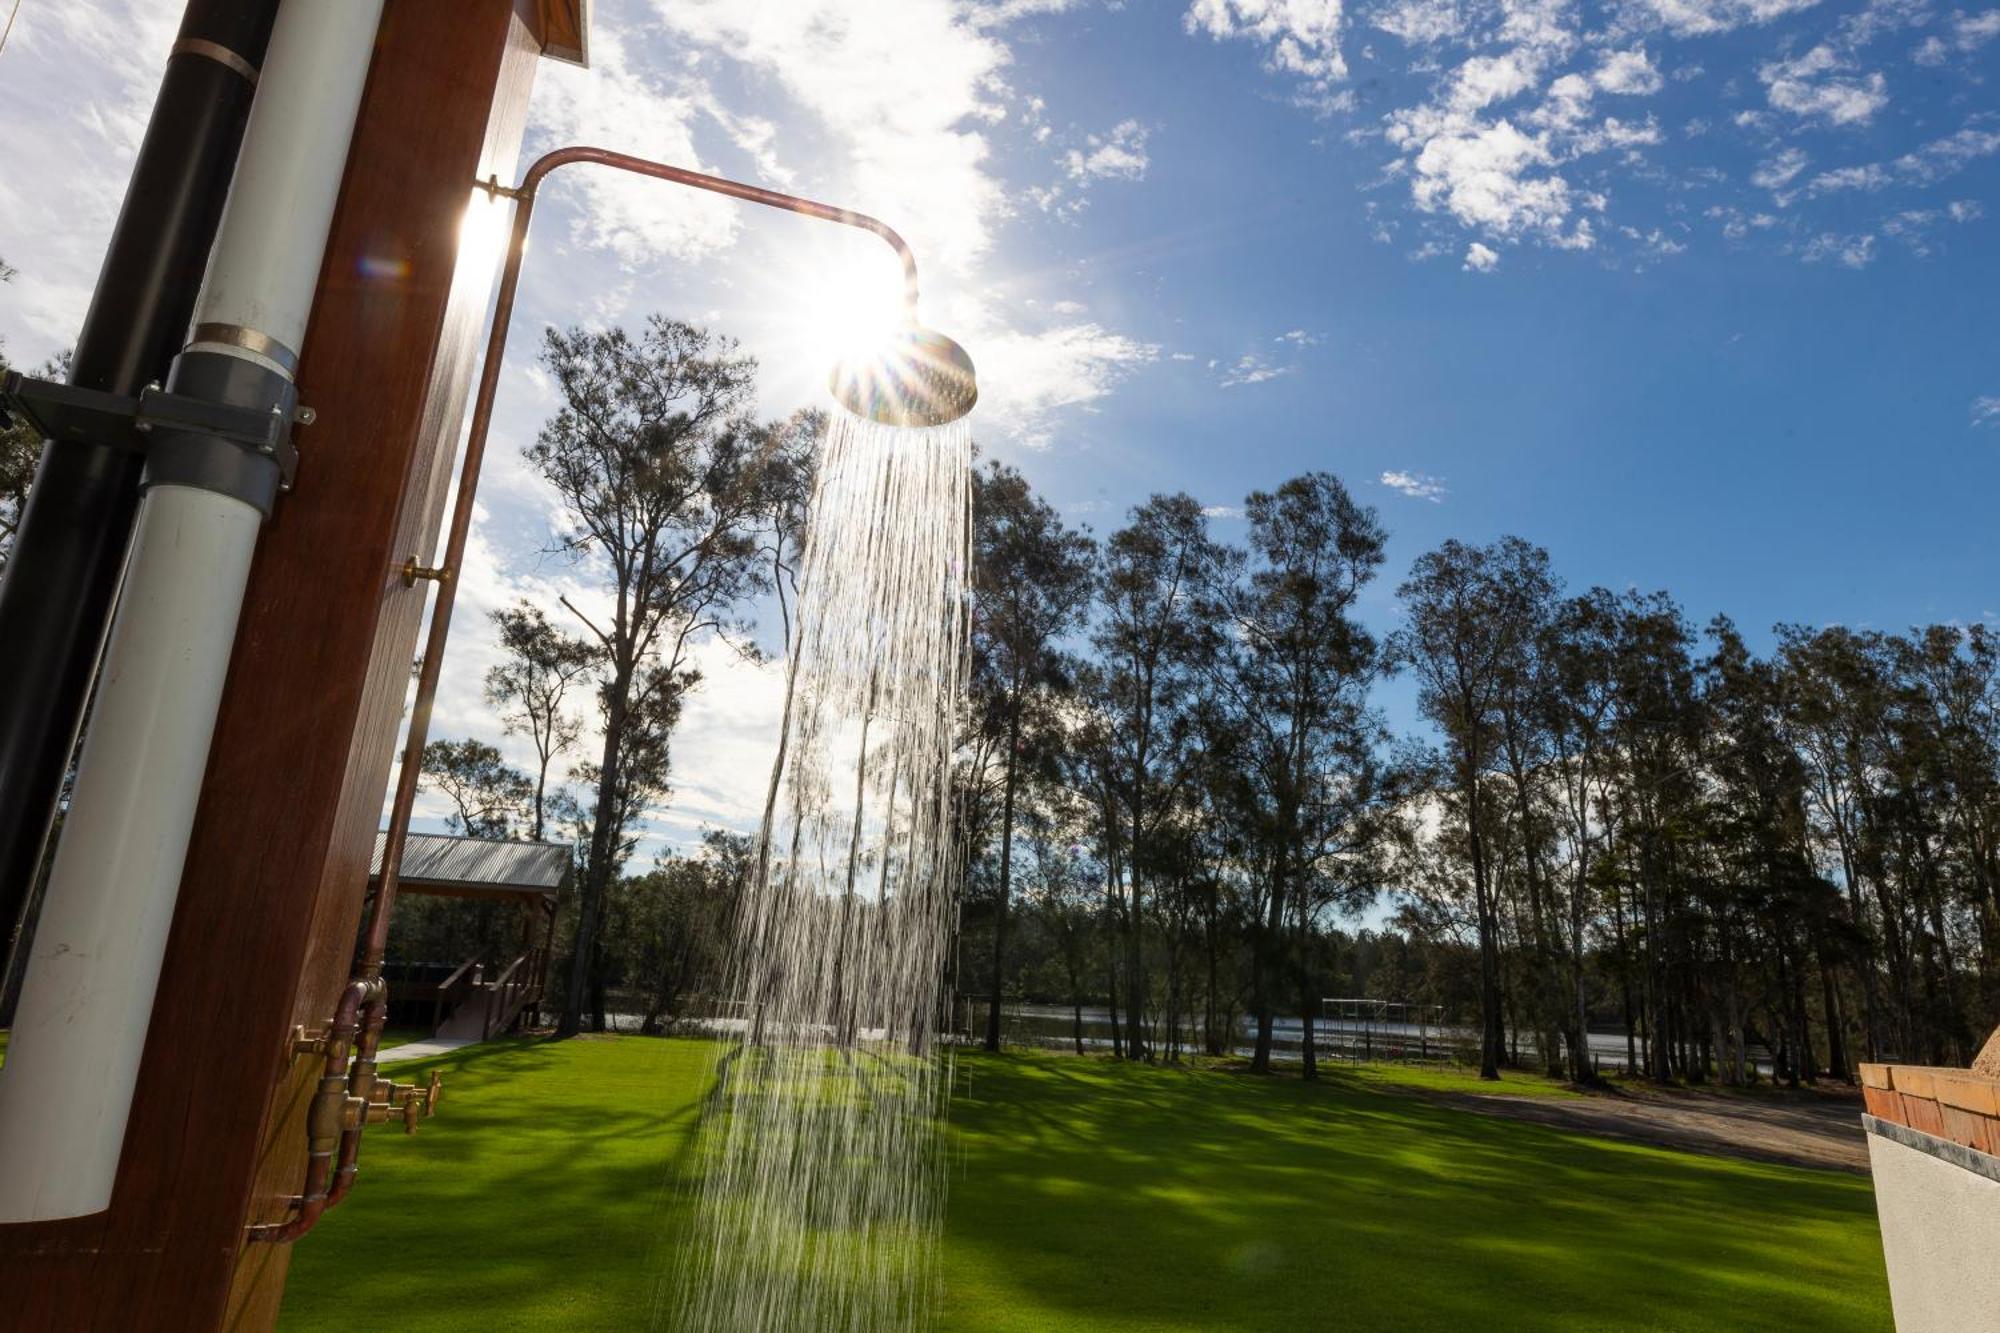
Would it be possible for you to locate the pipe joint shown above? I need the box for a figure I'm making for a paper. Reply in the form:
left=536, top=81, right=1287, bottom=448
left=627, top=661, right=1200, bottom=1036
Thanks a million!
left=141, top=348, right=300, bottom=516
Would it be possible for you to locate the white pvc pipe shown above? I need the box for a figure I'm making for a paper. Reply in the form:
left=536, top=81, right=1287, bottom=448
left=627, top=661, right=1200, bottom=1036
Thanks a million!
left=186, top=0, right=385, bottom=370
left=0, top=0, right=385, bottom=1222
left=0, top=487, right=261, bottom=1220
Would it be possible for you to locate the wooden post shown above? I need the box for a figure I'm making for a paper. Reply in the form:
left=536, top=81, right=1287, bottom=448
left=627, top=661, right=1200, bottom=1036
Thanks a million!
left=0, top=3, right=581, bottom=1327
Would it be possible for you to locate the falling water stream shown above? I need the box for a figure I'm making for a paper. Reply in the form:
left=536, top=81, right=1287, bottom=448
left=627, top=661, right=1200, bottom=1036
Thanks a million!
left=669, top=411, right=973, bottom=1332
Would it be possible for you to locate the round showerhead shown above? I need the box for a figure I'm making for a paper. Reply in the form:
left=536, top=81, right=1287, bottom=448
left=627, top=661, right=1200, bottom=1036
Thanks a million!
left=828, top=325, right=978, bottom=428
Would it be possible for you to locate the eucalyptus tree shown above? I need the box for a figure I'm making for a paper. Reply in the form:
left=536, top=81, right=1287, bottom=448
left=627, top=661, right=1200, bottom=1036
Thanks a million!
left=1016, top=779, right=1103, bottom=1054
left=970, top=460, right=1095, bottom=1051
left=1392, top=537, right=1549, bottom=1080
left=608, top=829, right=751, bottom=1035
left=1602, top=590, right=1713, bottom=1080
left=748, top=408, right=822, bottom=654
left=1775, top=623, right=1891, bottom=1060
left=1088, top=494, right=1235, bottom=1060
left=1222, top=472, right=1388, bottom=1076
left=420, top=737, right=532, bottom=838
left=486, top=601, right=596, bottom=842
left=1484, top=545, right=1563, bottom=1076
left=1705, top=618, right=1835, bottom=1083
left=530, top=316, right=795, bottom=1038
left=1899, top=626, right=2000, bottom=991
left=1541, top=588, right=1622, bottom=1082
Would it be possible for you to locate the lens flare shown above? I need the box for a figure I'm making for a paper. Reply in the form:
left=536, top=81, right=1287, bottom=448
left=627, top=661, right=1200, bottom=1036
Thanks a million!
left=828, top=326, right=978, bottom=428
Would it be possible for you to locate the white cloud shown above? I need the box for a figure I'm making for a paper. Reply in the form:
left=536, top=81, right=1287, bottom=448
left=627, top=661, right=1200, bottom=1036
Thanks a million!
left=1807, top=163, right=1891, bottom=193
left=1219, top=351, right=1294, bottom=386
left=1751, top=146, right=1811, bottom=192
left=530, top=31, right=740, bottom=265
left=1276, top=328, right=1323, bottom=344
left=972, top=323, right=1160, bottom=446
left=1372, top=0, right=1464, bottom=43
left=1185, top=0, right=1349, bottom=93
left=1463, top=240, right=1501, bottom=270
left=1958, top=9, right=2000, bottom=44
left=1595, top=48, right=1665, bottom=95
left=1913, top=33, right=1952, bottom=62
left=1393, top=114, right=1578, bottom=240
left=1202, top=504, right=1245, bottom=517
left=1949, top=199, right=1985, bottom=222
left=1974, top=395, right=2000, bottom=427
left=1451, top=50, right=1545, bottom=112
left=1894, top=125, right=2000, bottom=184
left=0, top=0, right=181, bottom=358
left=1063, top=119, right=1152, bottom=182
left=1918, top=9, right=2000, bottom=60
left=1624, top=0, right=1822, bottom=39
left=1037, top=119, right=1152, bottom=218
left=1801, top=231, right=1878, bottom=267
left=1759, top=45, right=1889, bottom=126
left=647, top=0, right=1012, bottom=275
left=1380, top=469, right=1448, bottom=500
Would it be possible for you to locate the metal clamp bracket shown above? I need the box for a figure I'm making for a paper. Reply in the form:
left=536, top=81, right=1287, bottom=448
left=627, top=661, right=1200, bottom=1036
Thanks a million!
left=0, top=370, right=303, bottom=495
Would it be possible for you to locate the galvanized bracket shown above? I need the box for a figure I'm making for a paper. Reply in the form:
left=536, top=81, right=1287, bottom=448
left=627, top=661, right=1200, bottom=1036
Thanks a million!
left=0, top=370, right=304, bottom=494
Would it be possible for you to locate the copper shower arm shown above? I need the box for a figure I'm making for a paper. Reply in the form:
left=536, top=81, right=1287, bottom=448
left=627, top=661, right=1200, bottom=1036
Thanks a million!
left=485, top=145, right=923, bottom=316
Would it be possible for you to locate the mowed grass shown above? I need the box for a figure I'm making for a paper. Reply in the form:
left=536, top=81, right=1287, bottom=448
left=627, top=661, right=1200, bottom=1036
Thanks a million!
left=278, top=1037, right=1889, bottom=1332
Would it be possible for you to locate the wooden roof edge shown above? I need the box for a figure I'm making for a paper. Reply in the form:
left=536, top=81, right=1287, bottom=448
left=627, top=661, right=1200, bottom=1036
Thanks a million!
left=527, top=0, right=590, bottom=68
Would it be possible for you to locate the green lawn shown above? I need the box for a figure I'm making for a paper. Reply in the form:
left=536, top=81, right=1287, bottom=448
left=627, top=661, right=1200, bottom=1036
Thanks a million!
left=279, top=1037, right=1889, bottom=1332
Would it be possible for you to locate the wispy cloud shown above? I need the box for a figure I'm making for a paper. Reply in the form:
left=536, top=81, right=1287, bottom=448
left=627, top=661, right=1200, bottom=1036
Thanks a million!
left=1380, top=469, right=1448, bottom=501
left=974, top=323, right=1161, bottom=446
left=1801, top=231, right=1878, bottom=268
left=1219, top=351, right=1293, bottom=386
left=1463, top=241, right=1500, bottom=271
left=1974, top=395, right=2000, bottom=427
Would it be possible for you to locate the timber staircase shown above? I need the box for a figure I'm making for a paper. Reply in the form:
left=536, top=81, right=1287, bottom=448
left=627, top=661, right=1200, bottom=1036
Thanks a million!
left=430, top=946, right=547, bottom=1043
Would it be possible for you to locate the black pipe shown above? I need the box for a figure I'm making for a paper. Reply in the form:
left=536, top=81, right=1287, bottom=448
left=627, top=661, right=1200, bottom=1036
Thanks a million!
left=0, top=0, right=280, bottom=969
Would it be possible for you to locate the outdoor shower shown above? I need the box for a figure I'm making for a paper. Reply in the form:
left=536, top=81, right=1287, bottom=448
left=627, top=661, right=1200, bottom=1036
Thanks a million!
left=0, top=41, right=976, bottom=1224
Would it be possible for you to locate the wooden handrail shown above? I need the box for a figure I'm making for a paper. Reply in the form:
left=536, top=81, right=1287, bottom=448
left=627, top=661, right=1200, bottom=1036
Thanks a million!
left=487, top=952, right=527, bottom=990
left=436, top=954, right=484, bottom=995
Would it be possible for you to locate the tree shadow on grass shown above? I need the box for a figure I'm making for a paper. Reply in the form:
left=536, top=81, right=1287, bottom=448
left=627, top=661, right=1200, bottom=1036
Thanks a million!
left=280, top=1040, right=1890, bottom=1333
left=940, top=1051, right=1888, bottom=1333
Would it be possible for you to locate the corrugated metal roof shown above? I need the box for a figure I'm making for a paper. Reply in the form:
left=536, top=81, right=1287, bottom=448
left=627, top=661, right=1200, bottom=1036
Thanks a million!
left=369, top=831, right=572, bottom=894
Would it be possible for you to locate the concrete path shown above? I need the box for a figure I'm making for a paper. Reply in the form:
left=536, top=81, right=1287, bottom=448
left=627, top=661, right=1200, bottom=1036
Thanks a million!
left=377, top=1036, right=476, bottom=1065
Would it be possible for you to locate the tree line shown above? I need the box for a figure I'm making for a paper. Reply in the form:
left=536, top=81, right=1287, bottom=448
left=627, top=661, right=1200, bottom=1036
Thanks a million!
left=408, top=312, right=2000, bottom=1085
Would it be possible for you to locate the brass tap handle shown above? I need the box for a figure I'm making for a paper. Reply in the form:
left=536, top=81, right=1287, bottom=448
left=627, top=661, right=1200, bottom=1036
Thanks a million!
left=290, top=1024, right=331, bottom=1058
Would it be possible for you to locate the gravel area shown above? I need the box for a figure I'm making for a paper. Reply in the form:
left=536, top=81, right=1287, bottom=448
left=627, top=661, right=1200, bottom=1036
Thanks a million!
left=1428, top=1082, right=1869, bottom=1173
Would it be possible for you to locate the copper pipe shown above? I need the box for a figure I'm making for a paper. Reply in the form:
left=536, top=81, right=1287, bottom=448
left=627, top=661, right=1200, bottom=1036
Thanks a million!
left=245, top=976, right=377, bottom=1243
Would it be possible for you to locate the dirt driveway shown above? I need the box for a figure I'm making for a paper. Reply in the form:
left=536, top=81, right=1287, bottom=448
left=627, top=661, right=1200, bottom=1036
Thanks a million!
left=1429, top=1083, right=1870, bottom=1173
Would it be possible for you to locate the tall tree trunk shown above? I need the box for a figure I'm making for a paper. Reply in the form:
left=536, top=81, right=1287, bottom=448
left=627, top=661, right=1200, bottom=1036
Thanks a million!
left=1297, top=880, right=1318, bottom=1081
left=559, top=680, right=629, bottom=1039
left=984, top=699, right=1022, bottom=1053
left=1818, top=940, right=1849, bottom=1081
left=1251, top=869, right=1285, bottom=1074
left=1466, top=772, right=1503, bottom=1081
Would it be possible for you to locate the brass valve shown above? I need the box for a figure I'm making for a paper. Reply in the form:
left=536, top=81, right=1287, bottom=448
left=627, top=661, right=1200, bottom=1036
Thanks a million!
left=353, top=1070, right=443, bottom=1135
left=291, top=1024, right=332, bottom=1058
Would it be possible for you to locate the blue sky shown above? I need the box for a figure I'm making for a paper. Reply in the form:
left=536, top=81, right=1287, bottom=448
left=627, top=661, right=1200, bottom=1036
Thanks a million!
left=1, top=0, right=1996, bottom=857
